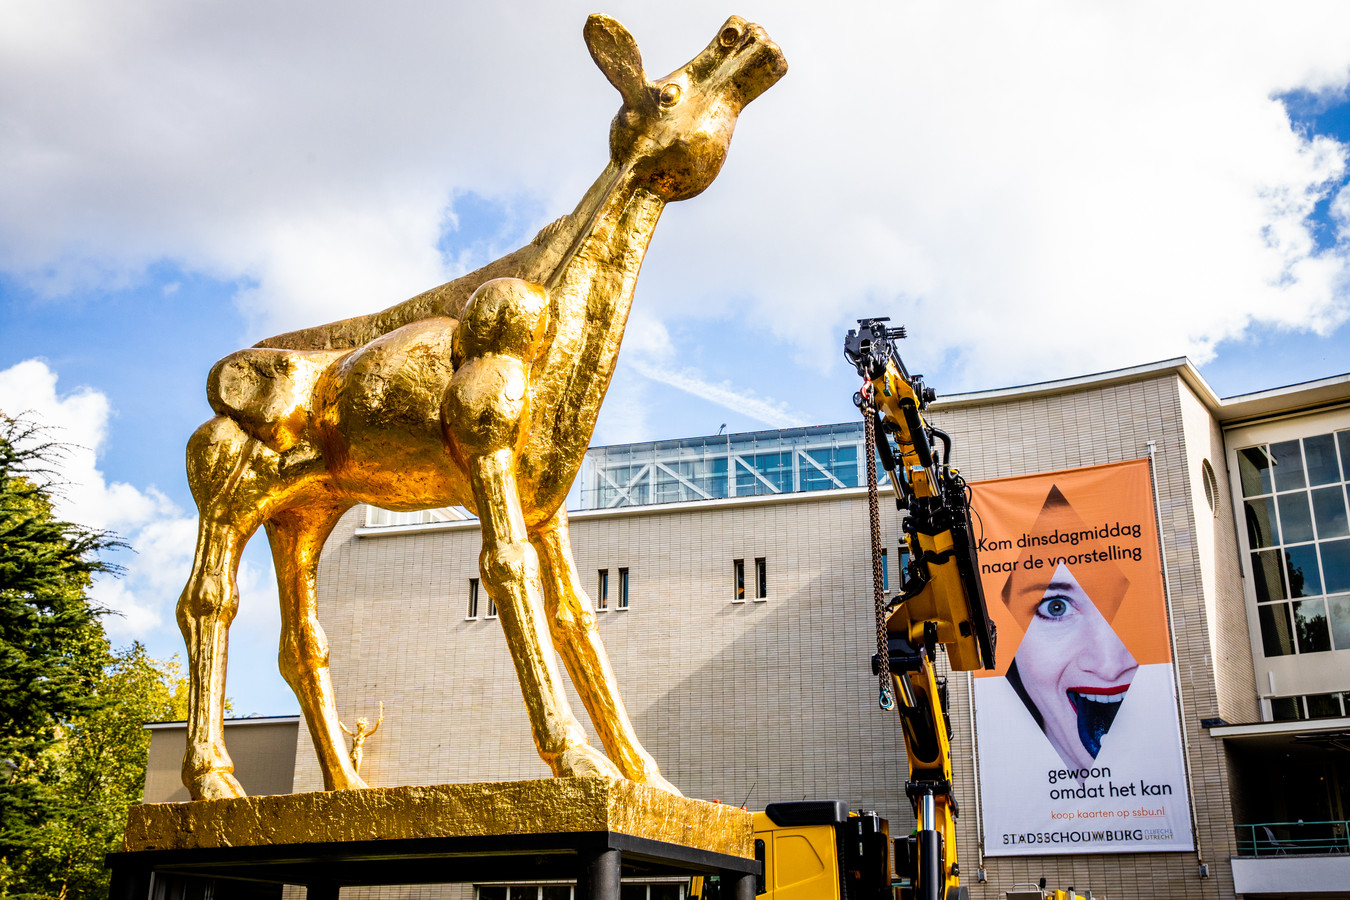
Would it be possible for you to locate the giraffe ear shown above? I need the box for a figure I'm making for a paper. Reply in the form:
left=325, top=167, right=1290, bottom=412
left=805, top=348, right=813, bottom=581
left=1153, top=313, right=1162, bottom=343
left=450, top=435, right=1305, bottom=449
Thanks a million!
left=584, top=14, right=648, bottom=108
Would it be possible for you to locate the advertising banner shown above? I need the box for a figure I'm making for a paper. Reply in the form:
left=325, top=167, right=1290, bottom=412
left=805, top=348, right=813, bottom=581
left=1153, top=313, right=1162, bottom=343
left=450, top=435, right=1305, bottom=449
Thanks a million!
left=970, top=459, right=1194, bottom=855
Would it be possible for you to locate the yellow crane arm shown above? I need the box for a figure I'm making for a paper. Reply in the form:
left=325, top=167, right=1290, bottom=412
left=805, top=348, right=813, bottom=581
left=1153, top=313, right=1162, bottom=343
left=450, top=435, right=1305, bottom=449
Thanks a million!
left=844, top=318, right=997, bottom=900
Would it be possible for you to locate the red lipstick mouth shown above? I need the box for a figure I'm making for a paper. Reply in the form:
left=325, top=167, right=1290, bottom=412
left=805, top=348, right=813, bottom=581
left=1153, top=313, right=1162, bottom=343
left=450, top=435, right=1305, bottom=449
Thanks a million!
left=1066, top=683, right=1131, bottom=714
left=1070, top=684, right=1131, bottom=696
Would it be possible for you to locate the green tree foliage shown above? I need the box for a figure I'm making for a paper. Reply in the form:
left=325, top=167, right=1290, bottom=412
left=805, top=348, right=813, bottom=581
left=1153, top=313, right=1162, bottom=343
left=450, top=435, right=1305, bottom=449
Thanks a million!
left=0, top=417, right=119, bottom=898
left=16, top=646, right=188, bottom=900
left=0, top=417, right=189, bottom=900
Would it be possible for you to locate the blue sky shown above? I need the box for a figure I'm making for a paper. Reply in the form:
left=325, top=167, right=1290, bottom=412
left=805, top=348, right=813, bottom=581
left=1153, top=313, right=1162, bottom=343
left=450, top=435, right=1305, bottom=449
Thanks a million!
left=3, top=1, right=1350, bottom=715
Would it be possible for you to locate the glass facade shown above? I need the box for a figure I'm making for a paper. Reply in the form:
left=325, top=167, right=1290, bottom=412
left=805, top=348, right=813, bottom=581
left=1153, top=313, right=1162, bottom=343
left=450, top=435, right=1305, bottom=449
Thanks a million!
left=1238, top=429, right=1350, bottom=658
left=576, top=422, right=878, bottom=511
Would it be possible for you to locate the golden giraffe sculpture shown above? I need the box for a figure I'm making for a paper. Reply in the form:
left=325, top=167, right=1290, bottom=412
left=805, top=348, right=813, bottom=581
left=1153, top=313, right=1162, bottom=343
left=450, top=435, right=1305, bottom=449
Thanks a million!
left=177, top=13, right=787, bottom=800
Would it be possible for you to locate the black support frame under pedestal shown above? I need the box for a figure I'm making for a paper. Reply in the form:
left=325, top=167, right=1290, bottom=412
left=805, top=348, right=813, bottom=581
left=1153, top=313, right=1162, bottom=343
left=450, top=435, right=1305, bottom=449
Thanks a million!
left=107, top=830, right=760, bottom=900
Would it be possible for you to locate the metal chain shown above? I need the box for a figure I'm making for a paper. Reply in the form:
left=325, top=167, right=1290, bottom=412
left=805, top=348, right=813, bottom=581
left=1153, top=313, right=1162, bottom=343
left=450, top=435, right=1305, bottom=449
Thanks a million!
left=862, top=393, right=894, bottom=710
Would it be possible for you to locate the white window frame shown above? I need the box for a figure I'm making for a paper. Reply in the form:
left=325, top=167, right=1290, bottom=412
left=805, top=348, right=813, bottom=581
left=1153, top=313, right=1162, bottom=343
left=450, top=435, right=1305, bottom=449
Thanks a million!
left=1225, top=406, right=1350, bottom=719
left=467, top=577, right=480, bottom=620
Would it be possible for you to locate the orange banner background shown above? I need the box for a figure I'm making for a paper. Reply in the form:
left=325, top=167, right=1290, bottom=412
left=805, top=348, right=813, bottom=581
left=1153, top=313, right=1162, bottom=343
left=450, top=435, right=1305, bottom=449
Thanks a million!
left=970, top=459, right=1170, bottom=677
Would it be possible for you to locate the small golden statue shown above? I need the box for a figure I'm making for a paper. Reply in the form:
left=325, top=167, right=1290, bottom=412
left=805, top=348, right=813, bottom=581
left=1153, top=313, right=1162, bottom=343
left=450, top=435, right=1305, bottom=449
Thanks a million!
left=339, top=702, right=384, bottom=774
left=174, top=13, right=786, bottom=801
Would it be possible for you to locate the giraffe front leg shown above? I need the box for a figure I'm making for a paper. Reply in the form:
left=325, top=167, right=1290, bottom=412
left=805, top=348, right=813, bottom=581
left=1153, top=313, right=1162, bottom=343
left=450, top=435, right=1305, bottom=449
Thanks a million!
left=532, top=511, right=680, bottom=795
left=469, top=448, right=621, bottom=779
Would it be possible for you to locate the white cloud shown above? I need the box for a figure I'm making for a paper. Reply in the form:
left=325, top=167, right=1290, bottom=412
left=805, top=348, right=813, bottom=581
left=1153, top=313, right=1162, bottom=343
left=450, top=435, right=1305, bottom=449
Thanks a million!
left=0, top=359, right=176, bottom=531
left=89, top=578, right=163, bottom=639
left=629, top=359, right=810, bottom=429
left=2, top=0, right=1350, bottom=389
left=0, top=359, right=193, bottom=638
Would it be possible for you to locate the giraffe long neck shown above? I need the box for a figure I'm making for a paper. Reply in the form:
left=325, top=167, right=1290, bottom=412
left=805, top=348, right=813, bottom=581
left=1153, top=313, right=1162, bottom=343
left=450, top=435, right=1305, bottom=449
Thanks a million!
left=519, top=161, right=667, bottom=512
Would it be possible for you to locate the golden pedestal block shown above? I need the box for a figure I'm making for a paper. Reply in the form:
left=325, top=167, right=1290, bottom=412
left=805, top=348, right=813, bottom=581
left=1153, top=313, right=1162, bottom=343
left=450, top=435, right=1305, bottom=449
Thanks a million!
left=124, top=777, right=753, bottom=857
left=111, top=779, right=759, bottom=900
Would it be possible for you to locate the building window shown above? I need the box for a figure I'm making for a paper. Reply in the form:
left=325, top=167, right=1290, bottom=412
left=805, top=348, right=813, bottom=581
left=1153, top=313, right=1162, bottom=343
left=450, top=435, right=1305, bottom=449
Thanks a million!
left=624, top=886, right=683, bottom=900
left=477, top=886, right=571, bottom=900
left=597, top=569, right=609, bottom=612
left=1270, top=692, right=1350, bottom=721
left=487, top=589, right=497, bottom=619
left=733, top=559, right=745, bottom=602
left=800, top=445, right=859, bottom=492
left=899, top=545, right=911, bottom=591
left=365, top=505, right=475, bottom=527
left=478, top=883, right=684, bottom=900
left=467, top=578, right=480, bottom=619
left=1237, top=429, right=1350, bottom=657
left=880, top=548, right=889, bottom=593
left=735, top=451, right=793, bottom=496
left=618, top=567, right=629, bottom=609
left=754, top=557, right=767, bottom=600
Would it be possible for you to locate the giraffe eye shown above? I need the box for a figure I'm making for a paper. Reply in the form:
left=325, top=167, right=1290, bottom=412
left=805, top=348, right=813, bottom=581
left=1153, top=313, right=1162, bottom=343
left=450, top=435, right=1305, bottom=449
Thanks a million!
left=720, top=25, right=742, bottom=47
left=659, top=83, right=683, bottom=107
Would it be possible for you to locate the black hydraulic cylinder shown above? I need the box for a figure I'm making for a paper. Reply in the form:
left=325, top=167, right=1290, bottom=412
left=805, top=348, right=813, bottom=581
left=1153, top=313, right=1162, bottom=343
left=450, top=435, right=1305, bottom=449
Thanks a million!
left=875, top=415, right=897, bottom=472
left=899, top=399, right=933, bottom=469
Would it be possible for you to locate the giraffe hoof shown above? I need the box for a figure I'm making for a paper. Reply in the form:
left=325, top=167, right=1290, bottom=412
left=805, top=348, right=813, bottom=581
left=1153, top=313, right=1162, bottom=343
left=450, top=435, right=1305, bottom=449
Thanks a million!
left=189, top=770, right=246, bottom=800
left=555, top=743, right=624, bottom=780
left=330, top=772, right=371, bottom=791
left=638, top=770, right=683, bottom=797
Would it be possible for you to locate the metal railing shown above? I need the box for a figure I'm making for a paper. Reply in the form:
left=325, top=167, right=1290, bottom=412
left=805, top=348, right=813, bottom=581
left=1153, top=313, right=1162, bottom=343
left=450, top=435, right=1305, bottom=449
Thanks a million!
left=1236, top=820, right=1350, bottom=856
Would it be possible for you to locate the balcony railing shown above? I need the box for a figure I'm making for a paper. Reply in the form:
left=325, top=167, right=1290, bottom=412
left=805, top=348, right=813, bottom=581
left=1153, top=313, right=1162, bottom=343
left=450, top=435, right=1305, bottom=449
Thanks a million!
left=1236, top=820, right=1350, bottom=856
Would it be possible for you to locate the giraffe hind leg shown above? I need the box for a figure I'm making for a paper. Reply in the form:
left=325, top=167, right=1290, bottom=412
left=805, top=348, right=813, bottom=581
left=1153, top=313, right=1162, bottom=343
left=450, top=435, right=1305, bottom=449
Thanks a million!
left=531, top=511, right=681, bottom=795
left=177, top=418, right=272, bottom=799
left=467, top=447, right=621, bottom=780
left=266, top=503, right=367, bottom=791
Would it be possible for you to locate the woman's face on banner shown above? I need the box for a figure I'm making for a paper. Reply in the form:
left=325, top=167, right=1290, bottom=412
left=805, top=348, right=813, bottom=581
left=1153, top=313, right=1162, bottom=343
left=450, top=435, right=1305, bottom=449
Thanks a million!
left=1014, top=562, right=1138, bottom=771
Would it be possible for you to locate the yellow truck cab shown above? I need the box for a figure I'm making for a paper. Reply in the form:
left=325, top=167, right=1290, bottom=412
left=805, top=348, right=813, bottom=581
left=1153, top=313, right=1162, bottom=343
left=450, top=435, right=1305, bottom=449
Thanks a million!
left=693, top=802, right=892, bottom=900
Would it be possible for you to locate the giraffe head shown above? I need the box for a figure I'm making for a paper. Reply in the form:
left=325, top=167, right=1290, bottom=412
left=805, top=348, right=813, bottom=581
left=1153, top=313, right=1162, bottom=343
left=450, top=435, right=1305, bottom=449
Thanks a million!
left=585, top=14, right=787, bottom=202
